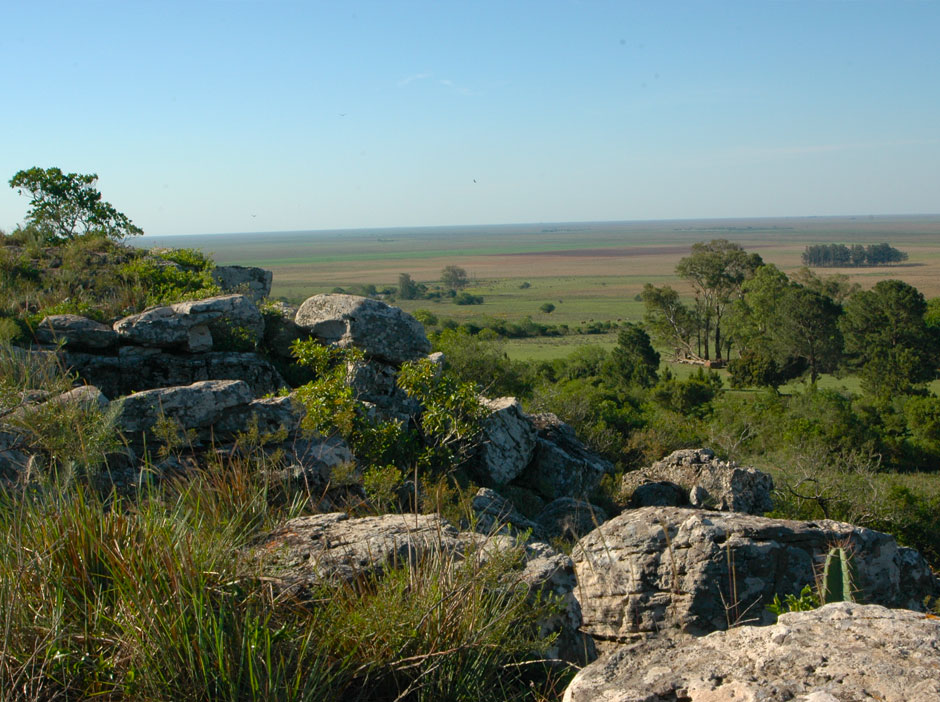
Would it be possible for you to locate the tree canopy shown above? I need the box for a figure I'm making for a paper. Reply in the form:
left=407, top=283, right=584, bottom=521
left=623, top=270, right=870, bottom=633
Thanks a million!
left=9, top=167, right=143, bottom=242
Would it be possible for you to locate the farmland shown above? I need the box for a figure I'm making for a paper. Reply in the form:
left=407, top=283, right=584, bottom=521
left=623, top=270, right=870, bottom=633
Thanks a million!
left=141, top=214, right=940, bottom=360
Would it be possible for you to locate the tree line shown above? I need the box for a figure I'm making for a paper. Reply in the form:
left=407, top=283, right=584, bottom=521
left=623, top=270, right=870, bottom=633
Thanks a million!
left=801, top=242, right=908, bottom=267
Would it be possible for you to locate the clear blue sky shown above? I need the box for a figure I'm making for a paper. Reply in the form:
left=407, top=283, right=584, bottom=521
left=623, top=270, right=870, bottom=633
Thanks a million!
left=2, top=1, right=938, bottom=236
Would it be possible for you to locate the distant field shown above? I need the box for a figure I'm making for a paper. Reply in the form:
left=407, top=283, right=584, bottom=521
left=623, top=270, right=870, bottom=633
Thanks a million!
left=141, top=215, right=940, bottom=360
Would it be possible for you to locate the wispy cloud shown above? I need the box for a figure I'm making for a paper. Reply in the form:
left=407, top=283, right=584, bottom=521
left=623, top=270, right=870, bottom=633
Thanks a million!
left=397, top=72, right=432, bottom=87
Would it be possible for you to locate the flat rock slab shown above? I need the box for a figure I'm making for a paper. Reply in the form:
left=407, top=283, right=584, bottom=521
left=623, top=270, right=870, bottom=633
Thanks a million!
left=294, top=294, right=430, bottom=365
left=112, top=379, right=253, bottom=434
left=563, top=602, right=940, bottom=702
left=572, top=506, right=938, bottom=640
left=36, top=314, right=118, bottom=350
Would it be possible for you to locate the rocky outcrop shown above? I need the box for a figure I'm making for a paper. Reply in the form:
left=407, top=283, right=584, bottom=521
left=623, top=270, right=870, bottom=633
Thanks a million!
left=211, top=265, right=273, bottom=302
left=536, top=498, right=608, bottom=542
left=621, top=448, right=773, bottom=515
left=471, top=487, right=544, bottom=539
left=515, top=413, right=613, bottom=500
left=36, top=314, right=118, bottom=350
left=477, top=397, right=537, bottom=485
left=294, top=294, right=431, bottom=365
left=254, top=512, right=595, bottom=664
left=112, top=379, right=254, bottom=436
left=571, top=506, right=939, bottom=641
left=113, top=294, right=262, bottom=353
left=563, top=602, right=940, bottom=702
left=64, top=349, right=285, bottom=398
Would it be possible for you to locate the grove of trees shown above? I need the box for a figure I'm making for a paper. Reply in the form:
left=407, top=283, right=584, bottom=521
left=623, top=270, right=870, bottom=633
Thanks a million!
left=802, top=243, right=907, bottom=267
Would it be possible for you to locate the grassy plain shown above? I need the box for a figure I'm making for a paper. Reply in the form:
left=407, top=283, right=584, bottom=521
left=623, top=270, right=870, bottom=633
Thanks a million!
left=142, top=215, right=940, bottom=361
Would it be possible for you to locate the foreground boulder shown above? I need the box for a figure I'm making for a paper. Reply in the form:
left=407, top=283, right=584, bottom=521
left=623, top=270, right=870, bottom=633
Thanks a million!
left=563, top=602, right=940, bottom=702
left=621, top=447, right=773, bottom=514
left=294, top=294, right=431, bottom=365
left=515, top=413, right=614, bottom=500
left=254, top=512, right=595, bottom=664
left=572, top=506, right=938, bottom=641
left=477, top=397, right=537, bottom=485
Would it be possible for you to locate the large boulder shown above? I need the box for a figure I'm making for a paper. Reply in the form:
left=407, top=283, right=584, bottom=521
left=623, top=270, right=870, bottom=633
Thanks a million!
left=254, top=512, right=595, bottom=664
left=35, top=314, right=118, bottom=350
left=64, top=349, right=285, bottom=397
left=571, top=506, right=939, bottom=641
left=515, top=413, right=613, bottom=500
left=563, top=602, right=940, bottom=702
left=211, top=265, right=273, bottom=302
left=536, top=498, right=608, bottom=542
left=477, top=397, right=537, bottom=485
left=621, top=447, right=773, bottom=515
left=294, top=294, right=430, bottom=365
left=471, top=487, right=544, bottom=539
left=113, top=294, right=263, bottom=352
left=112, top=379, right=254, bottom=436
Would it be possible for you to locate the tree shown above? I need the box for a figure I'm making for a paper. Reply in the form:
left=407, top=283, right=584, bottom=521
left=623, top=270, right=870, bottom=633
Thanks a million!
left=440, top=265, right=469, bottom=291
left=606, top=323, right=660, bottom=388
left=675, top=240, right=762, bottom=362
left=398, top=273, right=421, bottom=300
left=641, top=284, right=697, bottom=361
left=539, top=302, right=555, bottom=314
left=9, top=167, right=143, bottom=242
left=840, top=280, right=939, bottom=395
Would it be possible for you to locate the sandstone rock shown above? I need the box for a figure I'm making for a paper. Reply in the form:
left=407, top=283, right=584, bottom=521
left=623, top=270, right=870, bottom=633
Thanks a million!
left=621, top=447, right=773, bottom=515
left=563, top=602, right=940, bottom=702
left=64, top=349, right=285, bottom=398
left=254, top=512, right=595, bottom=664
left=477, top=397, right=537, bottom=485
left=36, top=314, right=118, bottom=350
left=571, top=506, right=939, bottom=641
left=471, top=487, right=544, bottom=539
left=536, top=498, right=608, bottom=542
left=112, top=379, right=254, bottom=435
left=113, top=294, right=262, bottom=352
left=294, top=294, right=430, bottom=365
left=629, top=480, right=687, bottom=508
left=515, top=413, right=613, bottom=500
left=211, top=265, right=273, bottom=302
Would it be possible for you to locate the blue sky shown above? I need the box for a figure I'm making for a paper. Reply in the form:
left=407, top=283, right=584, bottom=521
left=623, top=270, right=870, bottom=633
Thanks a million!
left=2, top=0, right=938, bottom=235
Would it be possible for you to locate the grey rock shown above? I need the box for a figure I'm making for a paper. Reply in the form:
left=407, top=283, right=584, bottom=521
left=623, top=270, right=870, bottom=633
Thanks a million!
left=515, top=413, right=614, bottom=500
left=629, top=480, right=688, bottom=508
left=112, top=379, right=254, bottom=435
left=254, top=512, right=594, bottom=664
left=477, top=397, right=537, bottom=485
left=114, top=294, right=262, bottom=352
left=211, top=265, right=273, bottom=302
left=64, top=350, right=285, bottom=398
left=621, top=447, right=773, bottom=515
left=294, top=294, right=430, bottom=365
left=571, top=506, right=939, bottom=641
left=536, top=498, right=608, bottom=542
left=36, top=314, right=118, bottom=350
left=211, top=394, right=303, bottom=436
left=563, top=602, right=940, bottom=702
left=471, top=487, right=544, bottom=539
left=346, top=359, right=419, bottom=421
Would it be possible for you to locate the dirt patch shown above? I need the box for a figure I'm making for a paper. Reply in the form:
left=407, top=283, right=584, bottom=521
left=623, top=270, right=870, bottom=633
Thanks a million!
left=497, top=245, right=693, bottom=258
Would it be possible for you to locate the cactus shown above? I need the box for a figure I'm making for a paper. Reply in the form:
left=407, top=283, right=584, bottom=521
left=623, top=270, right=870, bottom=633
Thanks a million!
left=819, top=546, right=856, bottom=604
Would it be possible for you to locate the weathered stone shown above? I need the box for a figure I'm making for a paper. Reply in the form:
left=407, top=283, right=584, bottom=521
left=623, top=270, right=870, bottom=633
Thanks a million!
left=113, top=294, right=262, bottom=352
left=294, top=294, right=430, bottom=365
left=571, top=506, right=939, bottom=641
left=64, top=350, right=284, bottom=398
left=254, top=512, right=595, bottom=664
left=211, top=265, right=273, bottom=302
left=621, top=448, right=773, bottom=515
left=112, top=379, right=254, bottom=435
left=563, top=602, right=940, bottom=702
left=515, top=413, right=614, bottom=500
left=211, top=394, right=303, bottom=436
left=345, top=359, right=419, bottom=421
left=629, top=480, right=687, bottom=508
left=266, top=436, right=355, bottom=489
left=471, top=487, right=544, bottom=539
left=477, top=397, right=537, bottom=485
left=536, top=498, right=608, bottom=542
left=36, top=314, right=118, bottom=350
